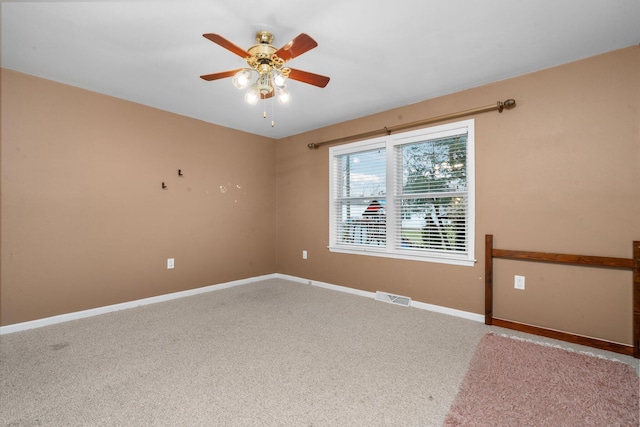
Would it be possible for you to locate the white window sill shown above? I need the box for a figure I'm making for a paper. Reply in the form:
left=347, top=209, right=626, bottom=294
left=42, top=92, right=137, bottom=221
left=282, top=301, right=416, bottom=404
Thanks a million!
left=328, top=245, right=476, bottom=267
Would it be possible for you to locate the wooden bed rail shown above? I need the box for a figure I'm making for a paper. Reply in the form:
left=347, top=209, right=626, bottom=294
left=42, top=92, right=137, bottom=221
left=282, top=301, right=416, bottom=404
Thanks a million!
left=485, top=234, right=640, bottom=358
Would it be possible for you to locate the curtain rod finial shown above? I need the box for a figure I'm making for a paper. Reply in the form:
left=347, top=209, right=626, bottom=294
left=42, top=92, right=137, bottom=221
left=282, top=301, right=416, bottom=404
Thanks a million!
left=498, top=99, right=516, bottom=112
left=308, top=143, right=319, bottom=149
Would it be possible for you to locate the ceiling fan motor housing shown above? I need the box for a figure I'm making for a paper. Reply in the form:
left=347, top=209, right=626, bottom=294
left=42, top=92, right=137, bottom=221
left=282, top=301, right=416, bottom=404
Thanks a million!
left=246, top=31, right=286, bottom=78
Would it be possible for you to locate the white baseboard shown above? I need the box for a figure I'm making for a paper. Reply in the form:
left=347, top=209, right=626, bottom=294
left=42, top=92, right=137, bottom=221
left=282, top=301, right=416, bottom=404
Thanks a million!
left=272, top=273, right=309, bottom=285
left=410, top=300, right=485, bottom=323
left=306, top=277, right=484, bottom=322
left=310, top=279, right=376, bottom=299
left=1, top=273, right=483, bottom=335
left=0, top=274, right=279, bottom=335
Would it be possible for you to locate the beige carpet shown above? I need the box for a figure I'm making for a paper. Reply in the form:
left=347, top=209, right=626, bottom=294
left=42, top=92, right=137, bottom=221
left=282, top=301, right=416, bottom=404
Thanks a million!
left=1, top=278, right=637, bottom=426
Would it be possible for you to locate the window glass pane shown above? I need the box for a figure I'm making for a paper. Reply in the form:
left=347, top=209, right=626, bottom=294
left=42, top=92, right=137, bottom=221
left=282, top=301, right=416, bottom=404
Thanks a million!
left=396, top=196, right=467, bottom=252
left=334, top=147, right=386, bottom=247
left=336, top=199, right=386, bottom=246
left=337, top=149, right=386, bottom=198
left=400, top=135, right=467, bottom=194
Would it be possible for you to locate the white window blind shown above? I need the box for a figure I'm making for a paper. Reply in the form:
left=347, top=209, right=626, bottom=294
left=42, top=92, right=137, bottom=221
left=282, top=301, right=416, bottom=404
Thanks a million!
left=393, top=133, right=468, bottom=254
left=332, top=145, right=387, bottom=248
left=329, top=120, right=475, bottom=266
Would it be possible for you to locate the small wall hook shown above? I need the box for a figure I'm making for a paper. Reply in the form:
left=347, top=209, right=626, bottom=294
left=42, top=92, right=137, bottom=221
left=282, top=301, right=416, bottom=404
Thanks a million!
left=178, top=169, right=183, bottom=176
left=162, top=182, right=168, bottom=189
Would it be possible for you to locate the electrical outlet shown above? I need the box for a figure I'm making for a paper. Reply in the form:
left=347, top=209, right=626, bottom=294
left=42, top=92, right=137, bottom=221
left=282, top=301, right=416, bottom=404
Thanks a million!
left=302, top=250, right=308, bottom=260
left=514, top=275, right=525, bottom=290
left=167, top=258, right=174, bottom=269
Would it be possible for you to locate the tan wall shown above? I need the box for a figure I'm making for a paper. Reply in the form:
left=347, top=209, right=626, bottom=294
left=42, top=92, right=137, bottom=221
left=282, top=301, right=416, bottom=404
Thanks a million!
left=2, top=47, right=638, bottom=345
left=276, top=46, right=640, bottom=345
left=1, top=69, right=277, bottom=325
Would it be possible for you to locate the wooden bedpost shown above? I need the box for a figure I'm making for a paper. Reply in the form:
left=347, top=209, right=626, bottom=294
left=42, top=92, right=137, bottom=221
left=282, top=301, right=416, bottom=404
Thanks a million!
left=485, top=234, right=493, bottom=325
left=633, top=241, right=640, bottom=359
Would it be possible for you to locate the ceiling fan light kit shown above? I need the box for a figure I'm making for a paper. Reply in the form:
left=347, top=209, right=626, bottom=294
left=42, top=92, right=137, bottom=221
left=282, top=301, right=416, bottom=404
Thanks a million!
left=231, top=69, right=252, bottom=90
left=201, top=30, right=330, bottom=122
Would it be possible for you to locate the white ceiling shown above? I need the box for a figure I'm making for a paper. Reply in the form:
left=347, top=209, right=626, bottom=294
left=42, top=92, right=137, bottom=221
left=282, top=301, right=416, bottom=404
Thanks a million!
left=2, top=1, right=639, bottom=139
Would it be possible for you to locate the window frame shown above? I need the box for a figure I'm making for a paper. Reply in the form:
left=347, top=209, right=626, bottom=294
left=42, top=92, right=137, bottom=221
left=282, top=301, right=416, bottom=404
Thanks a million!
left=328, top=119, right=475, bottom=266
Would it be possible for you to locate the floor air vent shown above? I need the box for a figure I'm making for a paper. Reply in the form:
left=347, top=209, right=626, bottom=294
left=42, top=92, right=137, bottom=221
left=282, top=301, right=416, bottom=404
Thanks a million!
left=375, top=291, right=411, bottom=307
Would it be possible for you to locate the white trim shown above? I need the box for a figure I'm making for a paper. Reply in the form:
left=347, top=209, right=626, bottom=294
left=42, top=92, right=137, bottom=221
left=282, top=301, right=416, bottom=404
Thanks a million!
left=272, top=273, right=309, bottom=285
left=0, top=273, right=483, bottom=335
left=310, top=279, right=376, bottom=299
left=307, top=277, right=483, bottom=322
left=327, top=246, right=477, bottom=266
left=0, top=274, right=278, bottom=335
left=410, top=300, right=484, bottom=322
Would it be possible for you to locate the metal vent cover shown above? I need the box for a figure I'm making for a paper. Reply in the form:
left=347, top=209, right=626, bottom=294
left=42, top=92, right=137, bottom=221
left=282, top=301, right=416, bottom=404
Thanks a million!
left=375, top=291, right=411, bottom=307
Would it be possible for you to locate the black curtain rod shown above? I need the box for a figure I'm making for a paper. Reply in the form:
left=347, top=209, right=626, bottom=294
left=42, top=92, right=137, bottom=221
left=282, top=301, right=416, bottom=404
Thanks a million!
left=307, top=99, right=516, bottom=149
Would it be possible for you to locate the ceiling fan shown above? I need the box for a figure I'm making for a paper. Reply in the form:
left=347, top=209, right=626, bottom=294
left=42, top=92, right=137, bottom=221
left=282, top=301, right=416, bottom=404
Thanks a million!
left=200, top=30, right=330, bottom=106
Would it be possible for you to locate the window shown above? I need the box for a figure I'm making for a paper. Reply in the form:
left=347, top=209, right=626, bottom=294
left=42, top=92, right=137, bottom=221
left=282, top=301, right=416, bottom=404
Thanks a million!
left=329, top=119, right=475, bottom=266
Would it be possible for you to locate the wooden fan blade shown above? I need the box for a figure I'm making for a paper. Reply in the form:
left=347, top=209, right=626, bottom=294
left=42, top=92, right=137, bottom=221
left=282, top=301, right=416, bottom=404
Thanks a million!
left=203, top=33, right=250, bottom=58
left=287, top=68, right=330, bottom=88
left=200, top=69, right=243, bottom=81
left=274, top=33, right=318, bottom=62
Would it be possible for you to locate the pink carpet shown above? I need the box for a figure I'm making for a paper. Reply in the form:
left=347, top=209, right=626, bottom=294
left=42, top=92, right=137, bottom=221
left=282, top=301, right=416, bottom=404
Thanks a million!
left=445, top=333, right=639, bottom=426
